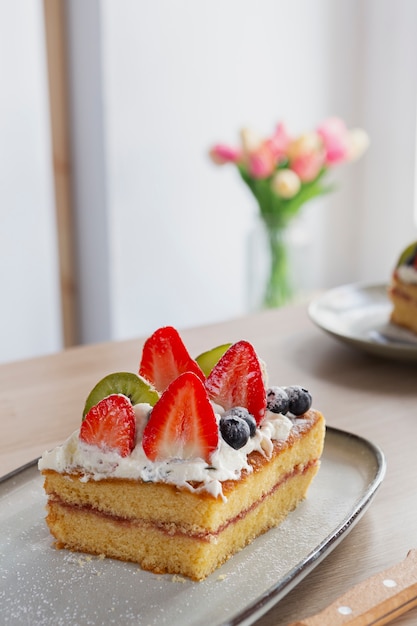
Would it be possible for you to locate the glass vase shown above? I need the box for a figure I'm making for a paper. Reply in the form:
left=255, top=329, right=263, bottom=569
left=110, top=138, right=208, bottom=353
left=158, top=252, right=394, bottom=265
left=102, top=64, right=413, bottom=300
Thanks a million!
left=247, top=214, right=310, bottom=311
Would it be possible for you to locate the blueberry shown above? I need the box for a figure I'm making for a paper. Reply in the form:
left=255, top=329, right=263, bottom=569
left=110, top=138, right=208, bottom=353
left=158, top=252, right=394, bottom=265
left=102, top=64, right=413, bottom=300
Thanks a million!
left=219, top=415, right=250, bottom=449
left=284, top=385, right=312, bottom=416
left=224, top=407, right=256, bottom=437
left=266, top=386, right=289, bottom=414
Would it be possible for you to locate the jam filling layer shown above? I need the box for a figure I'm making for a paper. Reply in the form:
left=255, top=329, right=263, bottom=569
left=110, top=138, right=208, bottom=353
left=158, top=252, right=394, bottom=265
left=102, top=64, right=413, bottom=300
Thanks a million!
left=391, top=285, right=417, bottom=305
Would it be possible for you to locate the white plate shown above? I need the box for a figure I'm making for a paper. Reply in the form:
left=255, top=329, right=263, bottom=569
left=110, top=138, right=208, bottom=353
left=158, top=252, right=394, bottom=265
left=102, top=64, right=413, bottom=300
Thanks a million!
left=308, top=283, right=417, bottom=361
left=0, top=428, right=385, bottom=626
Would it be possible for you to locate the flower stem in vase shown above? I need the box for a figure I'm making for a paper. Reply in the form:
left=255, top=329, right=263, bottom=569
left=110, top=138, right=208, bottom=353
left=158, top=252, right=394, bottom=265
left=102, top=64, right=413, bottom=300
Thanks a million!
left=263, top=222, right=292, bottom=308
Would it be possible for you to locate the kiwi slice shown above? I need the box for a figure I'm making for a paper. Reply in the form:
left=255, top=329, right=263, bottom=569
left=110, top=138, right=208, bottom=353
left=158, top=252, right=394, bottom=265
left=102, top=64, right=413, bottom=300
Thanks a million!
left=82, top=372, right=160, bottom=419
left=195, top=343, right=232, bottom=377
left=396, top=241, right=417, bottom=267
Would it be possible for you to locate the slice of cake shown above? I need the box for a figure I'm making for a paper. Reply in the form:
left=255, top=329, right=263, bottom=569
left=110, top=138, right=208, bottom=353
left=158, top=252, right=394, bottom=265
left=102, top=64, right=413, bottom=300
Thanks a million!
left=39, top=326, right=325, bottom=581
left=389, top=241, right=417, bottom=335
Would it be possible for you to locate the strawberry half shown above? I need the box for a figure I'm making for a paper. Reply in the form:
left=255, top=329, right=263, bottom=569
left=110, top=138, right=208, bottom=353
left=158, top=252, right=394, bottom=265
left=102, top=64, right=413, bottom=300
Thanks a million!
left=205, top=341, right=266, bottom=424
left=142, top=372, right=218, bottom=462
left=79, top=394, right=136, bottom=457
left=139, top=326, right=205, bottom=393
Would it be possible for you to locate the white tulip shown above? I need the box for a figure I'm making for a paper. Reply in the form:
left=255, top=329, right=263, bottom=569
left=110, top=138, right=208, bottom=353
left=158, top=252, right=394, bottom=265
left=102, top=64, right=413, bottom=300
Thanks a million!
left=347, top=128, right=370, bottom=161
left=287, top=132, right=322, bottom=160
left=240, top=127, right=263, bottom=154
left=271, top=169, right=301, bottom=199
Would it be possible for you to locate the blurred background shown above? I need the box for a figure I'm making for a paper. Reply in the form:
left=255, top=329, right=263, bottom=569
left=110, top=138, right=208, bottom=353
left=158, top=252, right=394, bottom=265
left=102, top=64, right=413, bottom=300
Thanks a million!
left=1, top=0, right=417, bottom=364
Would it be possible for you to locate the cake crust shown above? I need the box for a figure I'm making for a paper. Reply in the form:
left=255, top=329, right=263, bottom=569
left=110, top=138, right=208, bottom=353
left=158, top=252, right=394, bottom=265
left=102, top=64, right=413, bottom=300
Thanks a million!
left=41, top=410, right=325, bottom=580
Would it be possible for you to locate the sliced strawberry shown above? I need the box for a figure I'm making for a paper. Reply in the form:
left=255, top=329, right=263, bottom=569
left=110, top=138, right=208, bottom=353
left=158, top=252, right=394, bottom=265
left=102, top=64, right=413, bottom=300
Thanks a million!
left=205, top=341, right=266, bottom=424
left=139, top=326, right=205, bottom=392
left=142, top=372, right=218, bottom=462
left=79, top=394, right=136, bottom=457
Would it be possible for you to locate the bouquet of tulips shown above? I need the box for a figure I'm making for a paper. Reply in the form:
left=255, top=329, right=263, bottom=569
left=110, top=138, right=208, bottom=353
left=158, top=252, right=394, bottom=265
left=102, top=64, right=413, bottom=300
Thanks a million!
left=210, top=117, right=369, bottom=307
left=210, top=117, right=369, bottom=228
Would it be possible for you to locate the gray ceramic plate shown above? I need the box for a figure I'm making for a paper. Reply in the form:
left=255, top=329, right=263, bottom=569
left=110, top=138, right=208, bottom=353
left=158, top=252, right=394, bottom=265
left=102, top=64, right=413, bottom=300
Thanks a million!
left=0, top=427, right=385, bottom=626
left=308, top=283, right=417, bottom=361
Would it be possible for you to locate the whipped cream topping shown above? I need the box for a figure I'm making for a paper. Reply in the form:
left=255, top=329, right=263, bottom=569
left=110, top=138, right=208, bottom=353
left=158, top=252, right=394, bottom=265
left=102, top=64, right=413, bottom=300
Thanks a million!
left=397, top=264, right=417, bottom=285
left=38, top=404, right=293, bottom=500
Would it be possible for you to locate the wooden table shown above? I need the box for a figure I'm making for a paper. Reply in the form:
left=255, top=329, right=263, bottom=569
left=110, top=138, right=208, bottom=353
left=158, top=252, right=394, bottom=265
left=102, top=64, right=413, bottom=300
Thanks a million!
left=1, top=305, right=417, bottom=625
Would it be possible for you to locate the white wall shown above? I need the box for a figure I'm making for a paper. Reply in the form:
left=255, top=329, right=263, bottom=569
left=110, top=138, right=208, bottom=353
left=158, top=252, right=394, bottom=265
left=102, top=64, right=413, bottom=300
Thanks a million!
left=0, top=1, right=61, bottom=364
left=100, top=0, right=354, bottom=342
left=355, top=1, right=417, bottom=282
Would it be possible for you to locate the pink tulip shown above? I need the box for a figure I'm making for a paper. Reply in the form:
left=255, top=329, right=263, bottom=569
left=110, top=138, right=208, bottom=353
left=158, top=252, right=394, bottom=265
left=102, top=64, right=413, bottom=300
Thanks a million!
left=317, top=117, right=350, bottom=165
left=267, top=122, right=291, bottom=161
left=248, top=143, right=276, bottom=179
left=291, top=151, right=325, bottom=182
left=209, top=144, right=241, bottom=165
left=286, top=133, right=325, bottom=182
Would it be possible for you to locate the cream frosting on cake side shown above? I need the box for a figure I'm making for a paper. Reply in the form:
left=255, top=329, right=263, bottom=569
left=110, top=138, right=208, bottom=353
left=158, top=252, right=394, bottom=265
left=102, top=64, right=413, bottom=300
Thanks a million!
left=396, top=265, right=417, bottom=285
left=39, top=406, right=294, bottom=500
